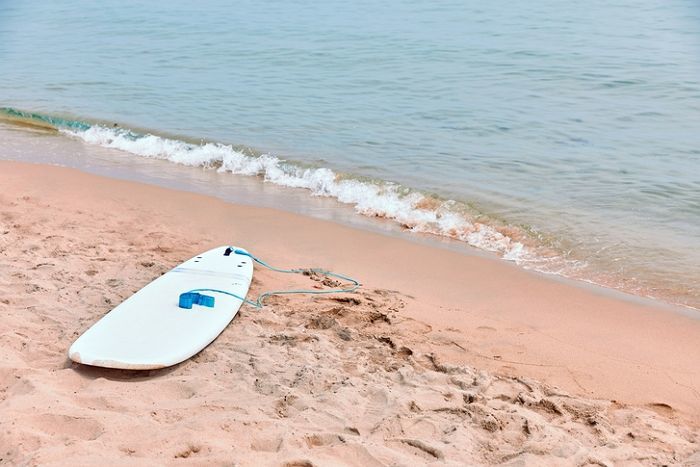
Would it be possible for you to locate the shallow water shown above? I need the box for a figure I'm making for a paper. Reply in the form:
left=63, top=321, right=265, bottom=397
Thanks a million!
left=1, top=0, right=699, bottom=307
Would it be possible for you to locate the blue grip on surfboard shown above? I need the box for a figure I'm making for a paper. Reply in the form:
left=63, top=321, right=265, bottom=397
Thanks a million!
left=178, top=292, right=215, bottom=309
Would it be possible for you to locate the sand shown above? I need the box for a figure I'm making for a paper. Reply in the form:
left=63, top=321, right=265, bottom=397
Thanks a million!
left=1, top=160, right=699, bottom=465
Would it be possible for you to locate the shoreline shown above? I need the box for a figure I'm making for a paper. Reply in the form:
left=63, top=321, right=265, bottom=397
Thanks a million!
left=3, top=114, right=699, bottom=312
left=1, top=160, right=699, bottom=463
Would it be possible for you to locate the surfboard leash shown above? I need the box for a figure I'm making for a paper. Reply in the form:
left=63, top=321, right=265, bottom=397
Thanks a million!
left=179, top=248, right=360, bottom=309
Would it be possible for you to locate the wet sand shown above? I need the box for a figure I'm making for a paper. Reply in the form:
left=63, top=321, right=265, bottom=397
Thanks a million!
left=1, top=161, right=698, bottom=465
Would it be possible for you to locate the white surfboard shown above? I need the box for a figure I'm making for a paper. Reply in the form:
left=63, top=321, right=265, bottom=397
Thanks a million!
left=69, top=246, right=253, bottom=370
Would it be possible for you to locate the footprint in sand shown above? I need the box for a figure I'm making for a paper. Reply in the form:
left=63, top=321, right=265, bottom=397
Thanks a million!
left=363, top=388, right=389, bottom=430
left=404, top=418, right=440, bottom=439
left=250, top=435, right=284, bottom=453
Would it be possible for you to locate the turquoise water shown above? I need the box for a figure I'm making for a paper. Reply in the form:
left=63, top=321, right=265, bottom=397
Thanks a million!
left=1, top=0, right=700, bottom=307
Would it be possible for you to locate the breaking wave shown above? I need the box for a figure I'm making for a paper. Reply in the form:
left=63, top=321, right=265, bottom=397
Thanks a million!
left=63, top=124, right=530, bottom=261
left=1, top=106, right=592, bottom=284
left=4, top=108, right=698, bottom=310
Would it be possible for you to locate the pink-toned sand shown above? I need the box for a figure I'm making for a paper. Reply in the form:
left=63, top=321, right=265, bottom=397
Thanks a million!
left=1, top=160, right=698, bottom=465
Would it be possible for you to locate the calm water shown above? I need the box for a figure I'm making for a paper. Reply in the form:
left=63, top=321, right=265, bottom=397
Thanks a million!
left=2, top=0, right=700, bottom=307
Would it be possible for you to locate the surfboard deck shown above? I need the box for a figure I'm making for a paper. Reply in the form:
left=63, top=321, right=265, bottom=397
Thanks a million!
left=69, top=246, right=253, bottom=370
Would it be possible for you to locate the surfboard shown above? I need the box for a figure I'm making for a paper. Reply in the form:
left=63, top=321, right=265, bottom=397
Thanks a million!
left=69, top=246, right=253, bottom=370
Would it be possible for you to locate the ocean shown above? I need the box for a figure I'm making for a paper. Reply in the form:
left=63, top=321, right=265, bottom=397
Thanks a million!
left=1, top=0, right=699, bottom=308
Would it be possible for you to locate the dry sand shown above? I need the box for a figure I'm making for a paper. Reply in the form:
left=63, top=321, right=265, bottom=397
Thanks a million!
left=1, top=161, right=699, bottom=465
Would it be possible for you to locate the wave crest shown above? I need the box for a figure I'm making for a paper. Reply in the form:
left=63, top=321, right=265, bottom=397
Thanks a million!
left=65, top=125, right=528, bottom=260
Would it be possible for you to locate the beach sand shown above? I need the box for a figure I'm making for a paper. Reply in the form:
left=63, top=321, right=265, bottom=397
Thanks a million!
left=1, top=160, right=698, bottom=465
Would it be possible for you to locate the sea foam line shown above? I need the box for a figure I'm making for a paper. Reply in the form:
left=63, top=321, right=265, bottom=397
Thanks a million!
left=62, top=125, right=527, bottom=261
left=3, top=107, right=693, bottom=308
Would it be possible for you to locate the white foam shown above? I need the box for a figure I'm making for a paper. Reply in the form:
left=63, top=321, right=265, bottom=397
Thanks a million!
left=64, top=125, right=528, bottom=261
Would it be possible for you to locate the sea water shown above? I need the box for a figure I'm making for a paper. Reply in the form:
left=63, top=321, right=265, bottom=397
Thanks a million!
left=1, top=0, right=699, bottom=308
